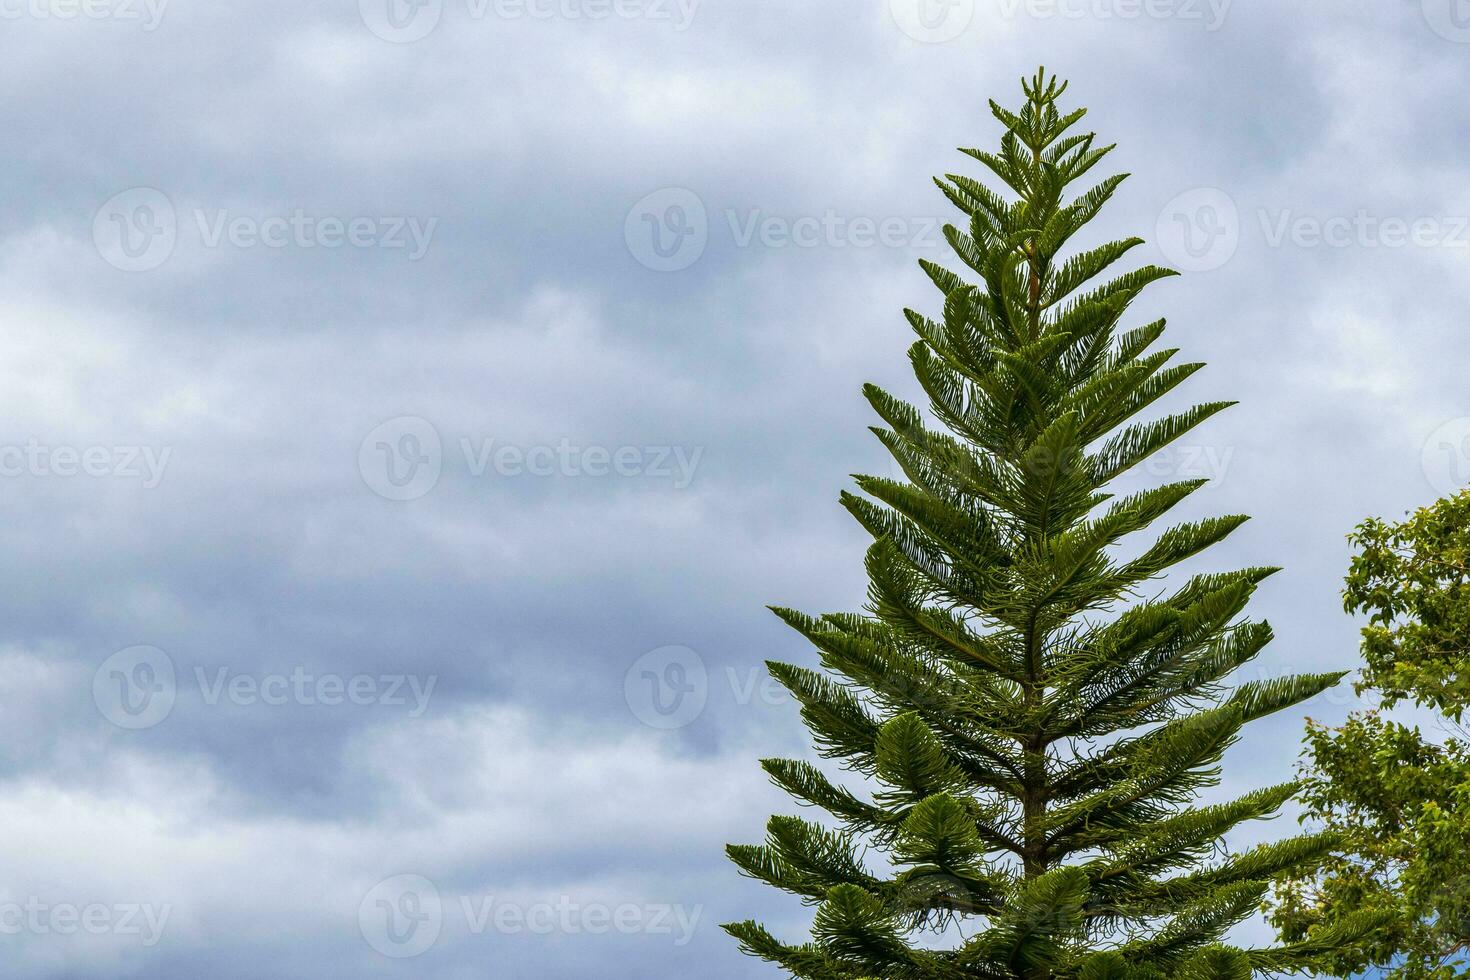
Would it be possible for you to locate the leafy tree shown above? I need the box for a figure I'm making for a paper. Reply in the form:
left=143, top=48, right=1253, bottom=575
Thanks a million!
left=723, top=69, right=1372, bottom=980
left=1271, top=490, right=1470, bottom=980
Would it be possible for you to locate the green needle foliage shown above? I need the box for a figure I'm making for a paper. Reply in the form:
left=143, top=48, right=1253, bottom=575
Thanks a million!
left=723, top=70, right=1371, bottom=980
left=1270, top=489, right=1470, bottom=980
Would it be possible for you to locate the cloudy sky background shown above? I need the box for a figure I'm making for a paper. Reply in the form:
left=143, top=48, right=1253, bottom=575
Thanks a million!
left=1, top=0, right=1469, bottom=975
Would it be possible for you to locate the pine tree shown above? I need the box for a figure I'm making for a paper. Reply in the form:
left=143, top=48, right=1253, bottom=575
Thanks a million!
left=723, top=70, right=1374, bottom=980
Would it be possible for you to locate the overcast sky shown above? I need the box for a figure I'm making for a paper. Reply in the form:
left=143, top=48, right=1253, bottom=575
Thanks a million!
left=1, top=0, right=1468, bottom=976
